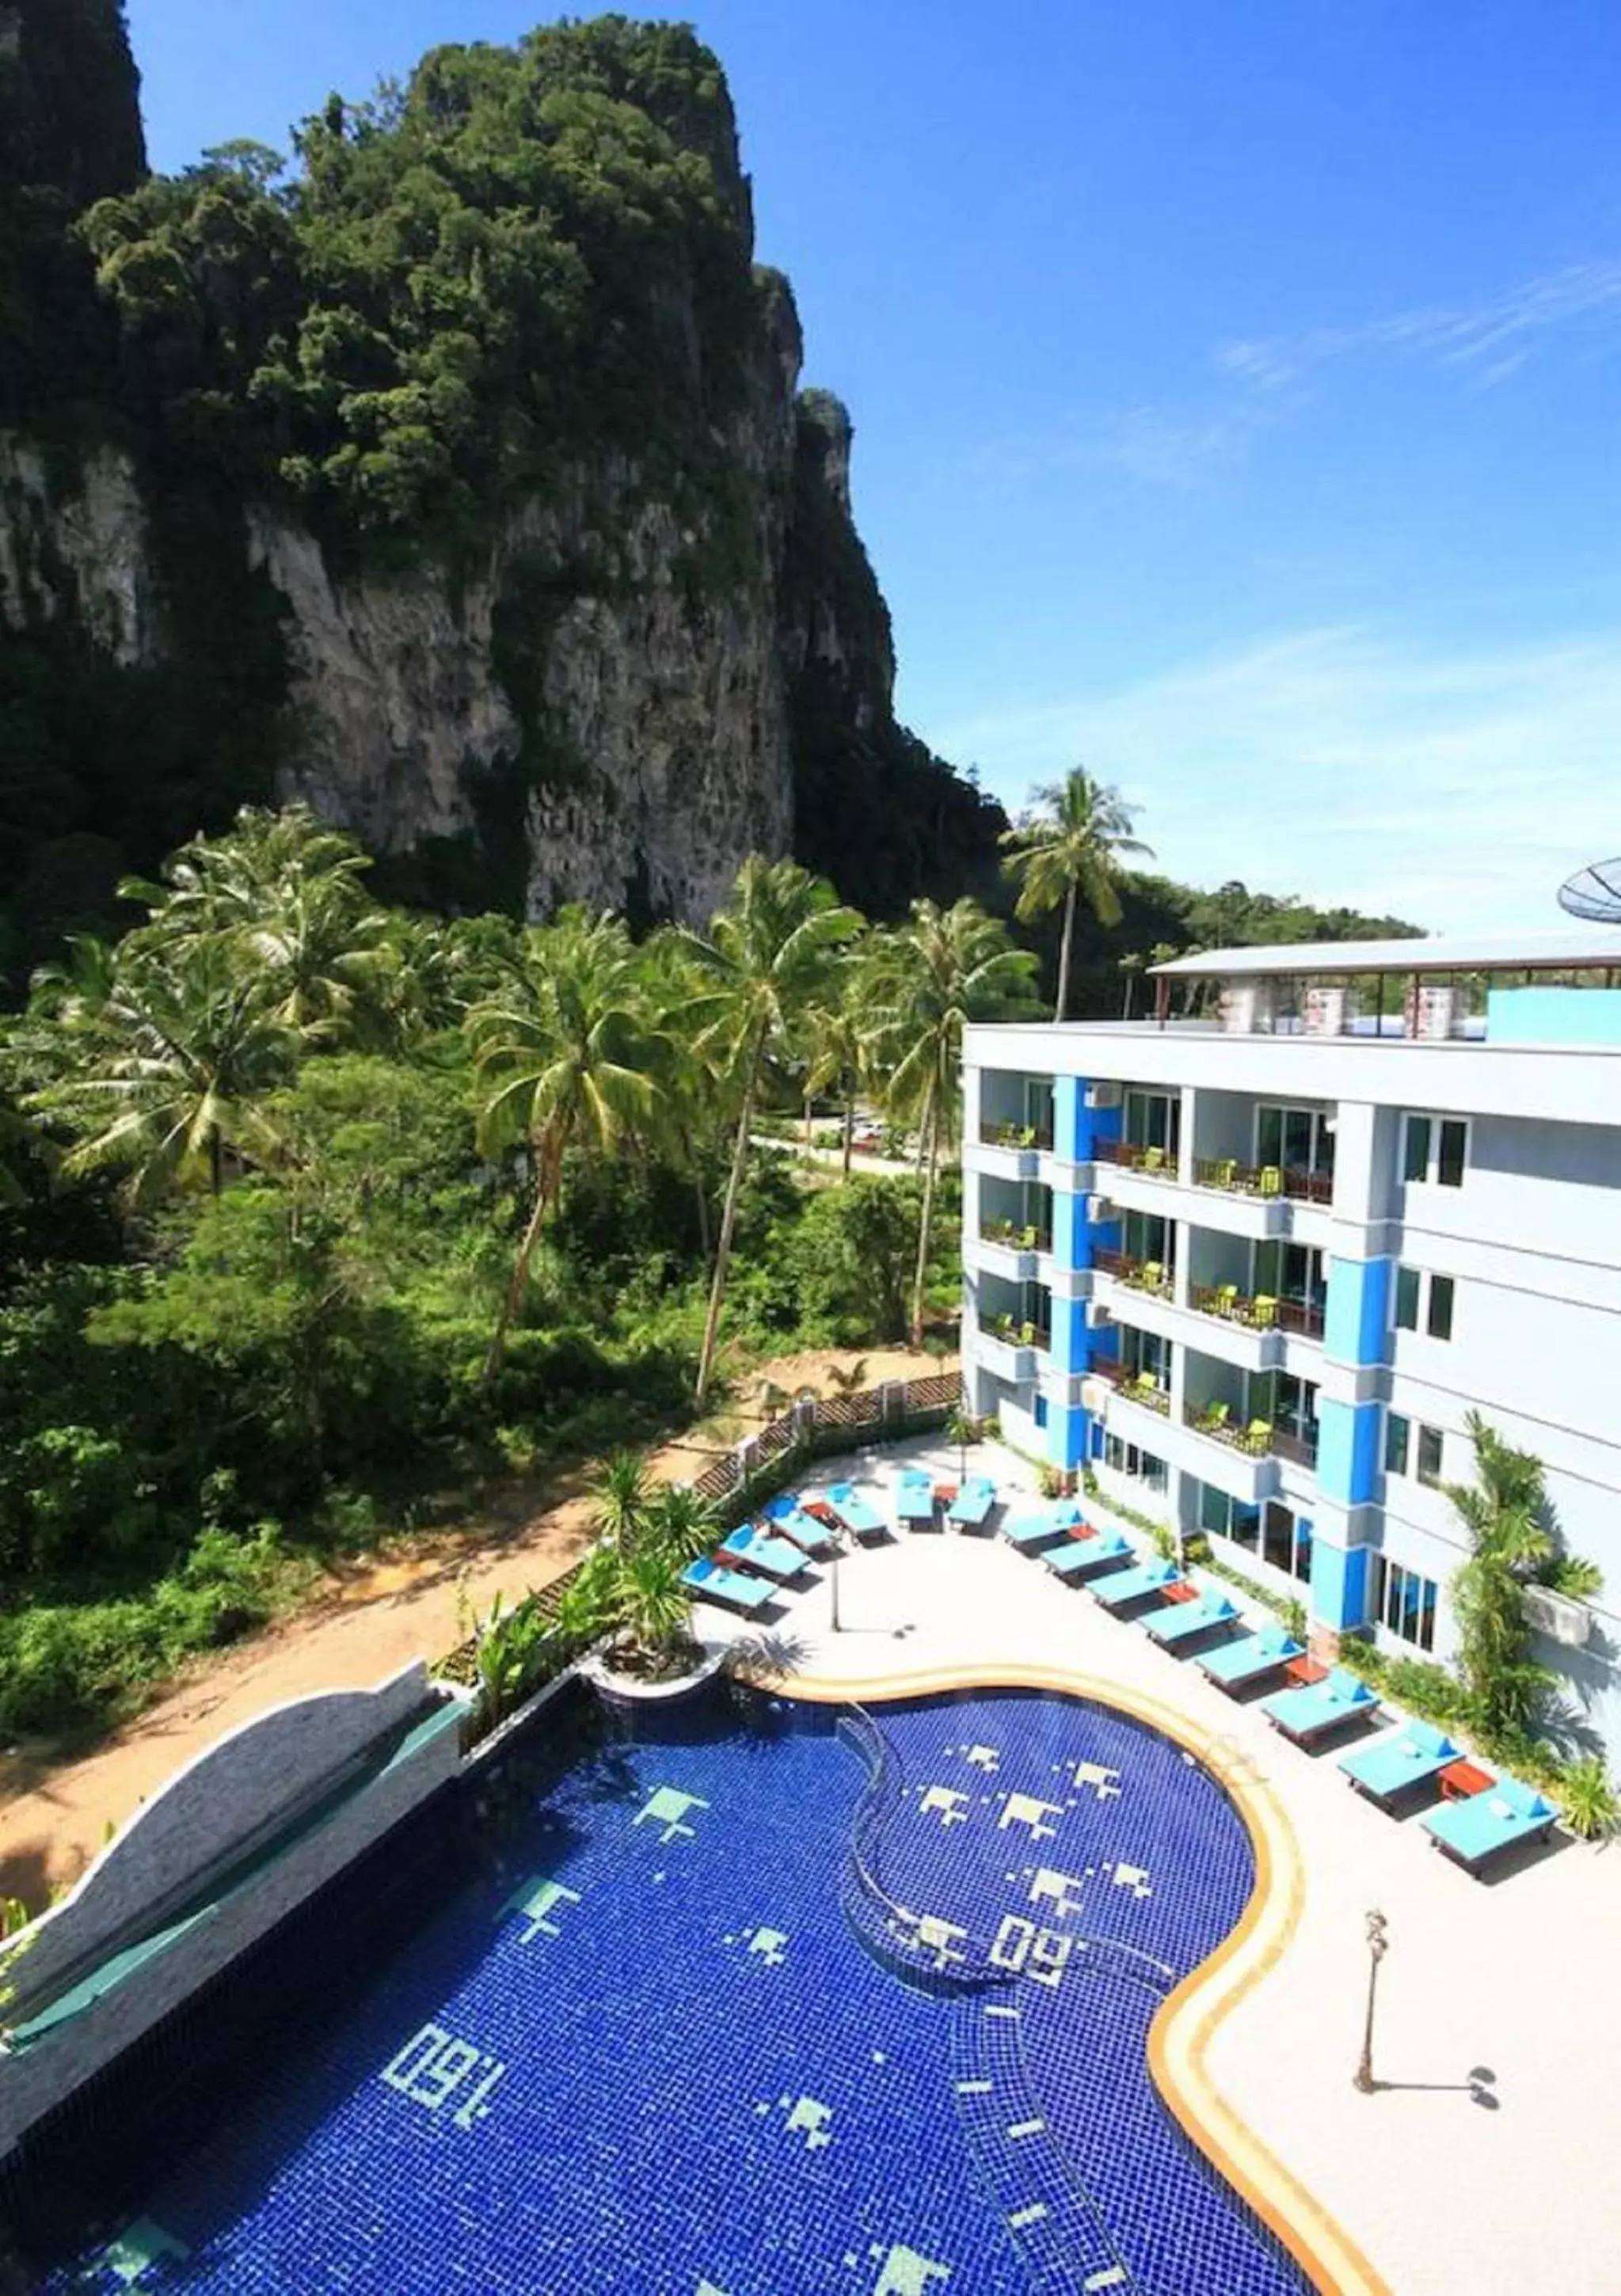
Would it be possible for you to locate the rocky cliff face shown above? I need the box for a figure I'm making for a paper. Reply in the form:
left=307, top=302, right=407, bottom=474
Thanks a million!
left=0, top=9, right=1004, bottom=974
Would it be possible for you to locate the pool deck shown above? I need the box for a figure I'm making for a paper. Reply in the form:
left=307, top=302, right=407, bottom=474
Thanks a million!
left=692, top=1435, right=1621, bottom=2296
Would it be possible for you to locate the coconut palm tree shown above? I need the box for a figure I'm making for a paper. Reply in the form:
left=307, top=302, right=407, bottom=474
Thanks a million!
left=470, top=907, right=664, bottom=1386
left=866, top=899, right=1039, bottom=1348
left=675, top=857, right=861, bottom=1406
left=121, top=804, right=393, bottom=1043
left=28, top=940, right=296, bottom=1203
left=999, top=770, right=1153, bottom=1021
left=1448, top=1412, right=1557, bottom=1741
left=801, top=985, right=871, bottom=1177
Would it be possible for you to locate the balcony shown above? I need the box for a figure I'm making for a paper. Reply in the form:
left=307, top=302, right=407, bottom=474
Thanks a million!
left=1094, top=1138, right=1176, bottom=1181
left=974, top=1312, right=1050, bottom=1383
left=1093, top=1245, right=1173, bottom=1298
left=980, top=1216, right=1053, bottom=1255
left=1086, top=1355, right=1171, bottom=1416
left=1192, top=1156, right=1333, bottom=1207
left=1188, top=1284, right=1325, bottom=1343
left=1182, top=1401, right=1318, bottom=1471
left=979, top=1117, right=1055, bottom=1153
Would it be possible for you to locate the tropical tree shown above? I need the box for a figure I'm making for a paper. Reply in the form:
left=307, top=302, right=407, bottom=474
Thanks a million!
left=801, top=983, right=872, bottom=1176
left=999, top=770, right=1153, bottom=1021
left=28, top=941, right=295, bottom=1203
left=470, top=907, right=664, bottom=1386
left=866, top=899, right=1039, bottom=1348
left=675, top=857, right=861, bottom=1405
left=120, top=804, right=394, bottom=1042
left=1447, top=1412, right=1560, bottom=1743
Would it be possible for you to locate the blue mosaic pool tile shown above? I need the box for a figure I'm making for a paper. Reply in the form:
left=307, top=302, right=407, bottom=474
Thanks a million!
left=48, top=1686, right=1307, bottom=2295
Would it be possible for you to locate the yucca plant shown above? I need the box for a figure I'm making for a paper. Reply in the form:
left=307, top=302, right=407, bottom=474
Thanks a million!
left=1556, top=1756, right=1619, bottom=1842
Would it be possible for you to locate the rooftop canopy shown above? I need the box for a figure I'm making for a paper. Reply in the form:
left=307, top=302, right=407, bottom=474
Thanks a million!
left=1147, top=929, right=1621, bottom=980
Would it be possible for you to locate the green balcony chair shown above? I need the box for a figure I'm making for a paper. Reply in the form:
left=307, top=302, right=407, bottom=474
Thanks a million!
left=1252, top=1293, right=1278, bottom=1329
left=1258, top=1165, right=1282, bottom=1198
left=1243, top=1418, right=1274, bottom=1454
left=1141, top=1145, right=1166, bottom=1174
left=1198, top=1401, right=1231, bottom=1435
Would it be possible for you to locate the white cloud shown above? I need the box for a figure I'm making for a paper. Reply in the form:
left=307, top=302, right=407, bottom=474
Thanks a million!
left=932, top=626, right=1621, bottom=934
left=1216, top=257, right=1621, bottom=394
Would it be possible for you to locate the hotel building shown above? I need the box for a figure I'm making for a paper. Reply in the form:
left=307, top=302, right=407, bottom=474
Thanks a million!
left=961, top=933, right=1621, bottom=1756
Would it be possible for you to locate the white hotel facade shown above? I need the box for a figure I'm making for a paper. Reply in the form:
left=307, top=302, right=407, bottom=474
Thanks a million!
left=961, top=933, right=1621, bottom=1758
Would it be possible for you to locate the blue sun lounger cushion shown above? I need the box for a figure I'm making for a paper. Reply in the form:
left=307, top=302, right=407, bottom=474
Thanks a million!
left=768, top=1505, right=839, bottom=1556
left=1003, top=1500, right=1086, bottom=1549
left=1197, top=1623, right=1304, bottom=1691
left=894, top=1468, right=936, bottom=1522
left=1422, top=1773, right=1558, bottom=1872
left=1042, top=1528, right=1129, bottom=1579
left=719, top=1526, right=808, bottom=1583
left=1140, top=1591, right=1241, bottom=1647
left=680, top=1557, right=774, bottom=1614
left=1338, top=1720, right=1459, bottom=1807
left=1087, top=1557, right=1182, bottom=1611
left=945, top=1475, right=998, bottom=1528
left=1261, top=1665, right=1380, bottom=1745
left=824, top=1482, right=885, bottom=1538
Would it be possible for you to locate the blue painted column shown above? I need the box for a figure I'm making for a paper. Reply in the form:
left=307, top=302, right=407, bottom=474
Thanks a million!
left=1308, top=1254, right=1394, bottom=1632
left=1045, top=1074, right=1122, bottom=1470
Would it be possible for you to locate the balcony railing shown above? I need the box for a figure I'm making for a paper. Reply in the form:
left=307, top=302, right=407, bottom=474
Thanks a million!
left=1094, top=1138, right=1178, bottom=1180
left=1273, top=1427, right=1320, bottom=1470
left=1189, top=1284, right=1326, bottom=1340
left=1094, top=1245, right=1174, bottom=1297
left=978, top=1314, right=1051, bottom=1352
left=1088, top=1355, right=1170, bottom=1414
left=1192, top=1157, right=1333, bottom=1206
left=979, top=1218, right=1053, bottom=1253
left=1182, top=1403, right=1320, bottom=1468
left=979, top=1118, right=1055, bottom=1152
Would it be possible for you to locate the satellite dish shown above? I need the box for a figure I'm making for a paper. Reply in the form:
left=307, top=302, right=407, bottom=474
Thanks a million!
left=1558, top=858, right=1621, bottom=923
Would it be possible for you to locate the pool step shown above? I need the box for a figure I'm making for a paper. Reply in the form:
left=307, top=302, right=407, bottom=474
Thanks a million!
left=949, top=1994, right=1140, bottom=2296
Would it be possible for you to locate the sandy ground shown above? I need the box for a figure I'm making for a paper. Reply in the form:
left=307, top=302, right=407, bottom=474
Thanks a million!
left=0, top=1346, right=951, bottom=1910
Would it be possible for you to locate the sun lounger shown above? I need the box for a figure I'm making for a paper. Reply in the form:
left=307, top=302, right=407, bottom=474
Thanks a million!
left=1042, top=1527, right=1130, bottom=1580
left=1423, top=1774, right=1558, bottom=1873
left=894, top=1469, right=936, bottom=1526
left=763, top=1504, right=839, bottom=1557
left=1140, top=1591, right=1241, bottom=1648
left=1261, top=1664, right=1380, bottom=1747
left=1196, top=1623, right=1303, bottom=1693
left=945, top=1474, right=998, bottom=1529
left=681, top=1557, right=775, bottom=1615
left=824, top=1481, right=886, bottom=1541
left=1338, top=1720, right=1460, bottom=1808
left=1001, top=1500, right=1086, bottom=1550
left=719, top=1526, right=808, bottom=1583
left=1087, top=1557, right=1183, bottom=1612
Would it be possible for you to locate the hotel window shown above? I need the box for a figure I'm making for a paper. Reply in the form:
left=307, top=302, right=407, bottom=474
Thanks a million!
left=1416, top=1425, right=1445, bottom=1486
left=1384, top=1412, right=1410, bottom=1476
left=1394, top=1265, right=1455, bottom=1342
left=1104, top=1435, right=1167, bottom=1494
left=1261, top=1500, right=1313, bottom=1583
left=1402, top=1112, right=1469, bottom=1188
left=1198, top=1483, right=1261, bottom=1553
left=1372, top=1555, right=1438, bottom=1652
left=1033, top=1395, right=1048, bottom=1431
left=1256, top=1103, right=1334, bottom=1177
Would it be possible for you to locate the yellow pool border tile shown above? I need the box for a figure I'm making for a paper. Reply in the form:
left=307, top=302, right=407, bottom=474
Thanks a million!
left=740, top=1655, right=1393, bottom=2296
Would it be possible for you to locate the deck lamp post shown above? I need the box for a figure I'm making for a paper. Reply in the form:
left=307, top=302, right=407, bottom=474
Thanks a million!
left=1353, top=1909, right=1389, bottom=2093
left=829, top=1540, right=841, bottom=1633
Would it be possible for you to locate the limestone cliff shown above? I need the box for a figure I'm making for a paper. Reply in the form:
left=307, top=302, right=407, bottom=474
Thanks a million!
left=0, top=10, right=1003, bottom=974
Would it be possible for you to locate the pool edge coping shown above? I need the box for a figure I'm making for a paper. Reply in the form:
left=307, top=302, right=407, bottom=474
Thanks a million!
left=740, top=1655, right=1394, bottom=2296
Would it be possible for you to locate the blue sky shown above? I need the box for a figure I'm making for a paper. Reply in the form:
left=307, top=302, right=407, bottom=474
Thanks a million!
left=127, top=0, right=1621, bottom=933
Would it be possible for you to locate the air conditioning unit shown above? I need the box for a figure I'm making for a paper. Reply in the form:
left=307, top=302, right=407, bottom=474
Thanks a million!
left=1084, top=1300, right=1113, bottom=1329
left=1523, top=1583, right=1592, bottom=1648
left=1085, top=1081, right=1121, bottom=1109
left=1085, top=1195, right=1117, bottom=1225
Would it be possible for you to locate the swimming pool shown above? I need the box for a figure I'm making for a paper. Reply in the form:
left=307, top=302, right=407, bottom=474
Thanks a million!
left=43, top=1682, right=1309, bottom=2293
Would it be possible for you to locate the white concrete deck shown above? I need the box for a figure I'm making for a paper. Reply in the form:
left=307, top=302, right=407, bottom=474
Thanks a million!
left=691, top=1435, right=1621, bottom=2296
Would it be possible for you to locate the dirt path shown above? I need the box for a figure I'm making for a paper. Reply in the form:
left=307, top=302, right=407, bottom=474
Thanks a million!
left=0, top=1345, right=952, bottom=1910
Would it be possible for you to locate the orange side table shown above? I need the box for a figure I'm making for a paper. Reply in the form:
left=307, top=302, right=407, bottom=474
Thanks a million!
left=1438, top=1758, right=1493, bottom=1802
left=1283, top=1655, right=1328, bottom=1686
